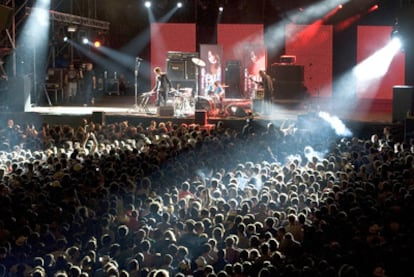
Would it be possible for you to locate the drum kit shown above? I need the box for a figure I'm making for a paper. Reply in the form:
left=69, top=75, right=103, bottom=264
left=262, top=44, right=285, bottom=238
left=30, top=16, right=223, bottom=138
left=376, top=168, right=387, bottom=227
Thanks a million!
left=136, top=57, right=230, bottom=116
left=169, top=88, right=194, bottom=116
left=166, top=57, right=206, bottom=116
left=191, top=57, right=206, bottom=67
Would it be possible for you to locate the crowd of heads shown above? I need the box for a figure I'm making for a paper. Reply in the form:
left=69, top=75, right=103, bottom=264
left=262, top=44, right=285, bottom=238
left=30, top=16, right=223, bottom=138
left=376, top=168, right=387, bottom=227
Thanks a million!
left=0, top=115, right=413, bottom=277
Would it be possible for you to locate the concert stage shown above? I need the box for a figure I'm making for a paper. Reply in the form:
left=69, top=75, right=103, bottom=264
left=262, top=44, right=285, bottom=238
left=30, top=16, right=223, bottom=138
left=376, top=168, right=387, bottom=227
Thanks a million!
left=0, top=94, right=400, bottom=140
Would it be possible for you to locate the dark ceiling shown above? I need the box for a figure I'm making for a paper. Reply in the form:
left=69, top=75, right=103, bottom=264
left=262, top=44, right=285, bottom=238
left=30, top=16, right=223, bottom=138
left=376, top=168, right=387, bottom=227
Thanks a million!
left=49, top=0, right=399, bottom=46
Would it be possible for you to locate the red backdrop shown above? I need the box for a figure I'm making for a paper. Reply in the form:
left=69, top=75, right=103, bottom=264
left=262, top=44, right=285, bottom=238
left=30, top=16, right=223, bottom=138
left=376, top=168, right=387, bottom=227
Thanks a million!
left=150, top=23, right=196, bottom=86
left=285, top=24, right=333, bottom=97
left=356, top=26, right=405, bottom=100
left=217, top=24, right=265, bottom=96
left=217, top=24, right=265, bottom=68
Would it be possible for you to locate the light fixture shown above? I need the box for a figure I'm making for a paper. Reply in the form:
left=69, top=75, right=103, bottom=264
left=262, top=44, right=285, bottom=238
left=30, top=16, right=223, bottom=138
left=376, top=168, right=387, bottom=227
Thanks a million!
left=82, top=37, right=89, bottom=44
left=218, top=6, right=223, bottom=12
left=93, top=40, right=101, bottom=48
left=391, top=18, right=400, bottom=38
left=390, top=18, right=403, bottom=51
left=177, top=2, right=182, bottom=8
left=144, top=1, right=151, bottom=8
left=67, top=25, right=77, bottom=33
left=63, top=36, right=68, bottom=42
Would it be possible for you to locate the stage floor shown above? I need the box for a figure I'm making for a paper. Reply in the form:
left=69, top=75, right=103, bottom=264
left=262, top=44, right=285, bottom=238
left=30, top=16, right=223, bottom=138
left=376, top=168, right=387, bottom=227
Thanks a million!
left=28, top=95, right=393, bottom=123
left=0, top=94, right=399, bottom=141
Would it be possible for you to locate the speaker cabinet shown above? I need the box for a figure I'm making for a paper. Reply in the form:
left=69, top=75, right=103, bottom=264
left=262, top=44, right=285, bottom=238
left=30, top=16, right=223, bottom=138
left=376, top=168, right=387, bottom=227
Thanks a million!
left=271, top=64, right=304, bottom=83
left=167, top=60, right=186, bottom=80
left=186, top=60, right=196, bottom=80
left=7, top=75, right=32, bottom=112
left=225, top=61, right=241, bottom=98
left=166, top=52, right=198, bottom=82
left=195, top=110, right=208, bottom=125
left=405, top=118, right=414, bottom=142
left=159, top=105, right=175, bottom=116
left=274, top=81, right=306, bottom=100
left=393, top=85, right=414, bottom=123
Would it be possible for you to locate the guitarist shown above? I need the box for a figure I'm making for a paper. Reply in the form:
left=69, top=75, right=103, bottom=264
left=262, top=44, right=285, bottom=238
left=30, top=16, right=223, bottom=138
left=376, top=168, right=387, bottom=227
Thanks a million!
left=153, top=66, right=172, bottom=107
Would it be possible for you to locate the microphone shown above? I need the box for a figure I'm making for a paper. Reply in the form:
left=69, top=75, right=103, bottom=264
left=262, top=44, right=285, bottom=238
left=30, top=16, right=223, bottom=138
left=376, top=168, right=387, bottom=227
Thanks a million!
left=135, top=57, right=143, bottom=76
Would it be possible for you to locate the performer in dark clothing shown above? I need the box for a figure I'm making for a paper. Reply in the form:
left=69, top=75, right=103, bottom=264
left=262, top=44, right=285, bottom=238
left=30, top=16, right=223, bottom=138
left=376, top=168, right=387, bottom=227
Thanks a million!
left=80, top=63, right=96, bottom=105
left=153, top=67, right=172, bottom=107
left=258, top=69, right=274, bottom=114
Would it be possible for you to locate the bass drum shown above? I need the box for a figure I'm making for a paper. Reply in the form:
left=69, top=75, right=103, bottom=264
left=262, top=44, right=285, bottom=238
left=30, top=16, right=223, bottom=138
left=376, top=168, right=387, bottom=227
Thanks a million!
left=195, top=96, right=215, bottom=114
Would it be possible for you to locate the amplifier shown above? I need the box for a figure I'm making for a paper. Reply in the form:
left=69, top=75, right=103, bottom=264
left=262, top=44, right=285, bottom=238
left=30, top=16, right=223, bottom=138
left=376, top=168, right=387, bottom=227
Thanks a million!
left=271, top=64, right=304, bottom=83
left=279, top=55, right=296, bottom=64
left=45, top=83, right=60, bottom=89
left=393, top=85, right=414, bottom=123
left=167, top=51, right=198, bottom=60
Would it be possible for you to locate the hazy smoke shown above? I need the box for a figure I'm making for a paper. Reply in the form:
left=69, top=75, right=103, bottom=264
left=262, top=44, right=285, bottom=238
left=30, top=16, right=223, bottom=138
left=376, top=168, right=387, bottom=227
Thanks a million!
left=304, top=145, right=326, bottom=162
left=318, top=111, right=352, bottom=137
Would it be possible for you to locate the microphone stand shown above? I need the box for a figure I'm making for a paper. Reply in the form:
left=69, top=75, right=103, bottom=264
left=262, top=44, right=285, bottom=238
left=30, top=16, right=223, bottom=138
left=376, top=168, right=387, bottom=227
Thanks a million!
left=131, top=57, right=143, bottom=111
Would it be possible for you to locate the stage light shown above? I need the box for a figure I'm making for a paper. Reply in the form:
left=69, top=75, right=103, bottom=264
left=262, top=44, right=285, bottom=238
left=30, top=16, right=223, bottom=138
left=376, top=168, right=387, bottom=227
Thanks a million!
left=145, top=1, right=151, bottom=8
left=93, top=40, right=101, bottom=48
left=218, top=6, right=223, bottom=12
left=63, top=36, right=68, bottom=42
left=67, top=25, right=77, bottom=33
left=390, top=18, right=404, bottom=51
left=391, top=28, right=400, bottom=40
left=82, top=37, right=89, bottom=44
left=177, top=2, right=182, bottom=8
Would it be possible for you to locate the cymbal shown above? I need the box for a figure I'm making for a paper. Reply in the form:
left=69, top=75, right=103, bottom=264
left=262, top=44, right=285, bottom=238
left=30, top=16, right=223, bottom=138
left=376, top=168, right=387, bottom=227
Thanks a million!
left=191, top=57, right=206, bottom=67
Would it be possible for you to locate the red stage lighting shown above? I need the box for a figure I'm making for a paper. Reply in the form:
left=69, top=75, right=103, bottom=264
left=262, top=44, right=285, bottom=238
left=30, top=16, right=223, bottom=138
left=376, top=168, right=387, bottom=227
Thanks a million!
left=93, top=40, right=101, bottom=48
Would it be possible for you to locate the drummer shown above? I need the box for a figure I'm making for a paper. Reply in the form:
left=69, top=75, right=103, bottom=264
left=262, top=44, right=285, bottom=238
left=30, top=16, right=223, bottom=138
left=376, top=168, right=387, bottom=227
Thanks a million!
left=207, top=80, right=224, bottom=98
left=207, top=80, right=225, bottom=111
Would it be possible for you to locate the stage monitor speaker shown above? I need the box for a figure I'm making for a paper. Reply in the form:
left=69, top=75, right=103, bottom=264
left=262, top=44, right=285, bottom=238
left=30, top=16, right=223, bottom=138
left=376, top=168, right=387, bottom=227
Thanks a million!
left=167, top=60, right=186, bottom=80
left=7, top=75, right=32, bottom=112
left=195, top=110, right=208, bottom=125
left=91, top=112, right=106, bottom=125
left=159, top=105, right=175, bottom=116
left=225, top=61, right=241, bottom=98
left=271, top=64, right=304, bottom=83
left=393, top=85, right=414, bottom=123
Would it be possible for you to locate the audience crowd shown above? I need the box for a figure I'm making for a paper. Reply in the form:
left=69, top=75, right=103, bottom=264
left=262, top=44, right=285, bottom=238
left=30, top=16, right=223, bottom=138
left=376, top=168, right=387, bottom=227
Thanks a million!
left=0, top=115, right=413, bottom=277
